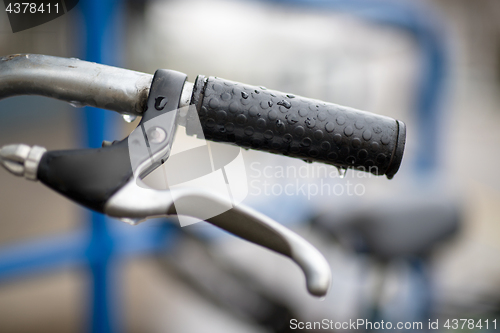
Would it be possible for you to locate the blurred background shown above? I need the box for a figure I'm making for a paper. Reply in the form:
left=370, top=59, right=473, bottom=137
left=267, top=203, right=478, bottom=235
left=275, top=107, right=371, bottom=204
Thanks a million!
left=1, top=0, right=500, bottom=332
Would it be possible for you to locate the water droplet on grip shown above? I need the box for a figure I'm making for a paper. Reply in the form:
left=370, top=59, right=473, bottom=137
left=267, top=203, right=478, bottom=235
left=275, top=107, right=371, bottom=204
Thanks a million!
left=337, top=166, right=347, bottom=179
left=277, top=100, right=291, bottom=109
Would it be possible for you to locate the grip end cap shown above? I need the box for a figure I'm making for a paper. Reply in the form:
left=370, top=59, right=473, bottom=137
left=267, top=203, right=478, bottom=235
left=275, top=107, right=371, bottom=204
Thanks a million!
left=385, top=120, right=406, bottom=179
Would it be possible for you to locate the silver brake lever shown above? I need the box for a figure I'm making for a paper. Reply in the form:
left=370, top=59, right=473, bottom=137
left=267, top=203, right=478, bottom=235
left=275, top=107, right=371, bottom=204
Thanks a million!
left=0, top=141, right=332, bottom=296
left=106, top=181, right=331, bottom=296
left=0, top=54, right=331, bottom=297
left=105, top=69, right=331, bottom=296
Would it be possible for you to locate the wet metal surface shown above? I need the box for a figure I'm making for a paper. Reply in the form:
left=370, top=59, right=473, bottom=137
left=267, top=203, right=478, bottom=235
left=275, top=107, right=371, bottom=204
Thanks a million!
left=0, top=54, right=153, bottom=116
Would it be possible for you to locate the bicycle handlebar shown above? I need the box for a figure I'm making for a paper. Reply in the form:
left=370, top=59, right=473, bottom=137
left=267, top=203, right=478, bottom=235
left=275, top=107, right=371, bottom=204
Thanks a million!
left=188, top=76, right=405, bottom=178
left=0, top=54, right=152, bottom=115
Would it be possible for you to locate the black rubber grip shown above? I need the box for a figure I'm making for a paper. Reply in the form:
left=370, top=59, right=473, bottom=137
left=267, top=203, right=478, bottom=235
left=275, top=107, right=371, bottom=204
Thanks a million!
left=188, top=76, right=405, bottom=178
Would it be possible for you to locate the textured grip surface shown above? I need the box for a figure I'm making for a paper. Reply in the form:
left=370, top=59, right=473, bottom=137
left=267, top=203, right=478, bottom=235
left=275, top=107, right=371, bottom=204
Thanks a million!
left=188, top=76, right=405, bottom=178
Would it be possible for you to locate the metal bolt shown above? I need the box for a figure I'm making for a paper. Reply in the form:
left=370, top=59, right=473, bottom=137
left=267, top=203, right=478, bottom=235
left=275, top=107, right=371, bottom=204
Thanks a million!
left=147, top=127, right=166, bottom=144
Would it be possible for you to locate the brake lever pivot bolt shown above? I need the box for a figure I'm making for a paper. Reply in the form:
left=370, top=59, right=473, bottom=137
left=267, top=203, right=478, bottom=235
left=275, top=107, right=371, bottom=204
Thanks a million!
left=147, top=127, right=167, bottom=144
